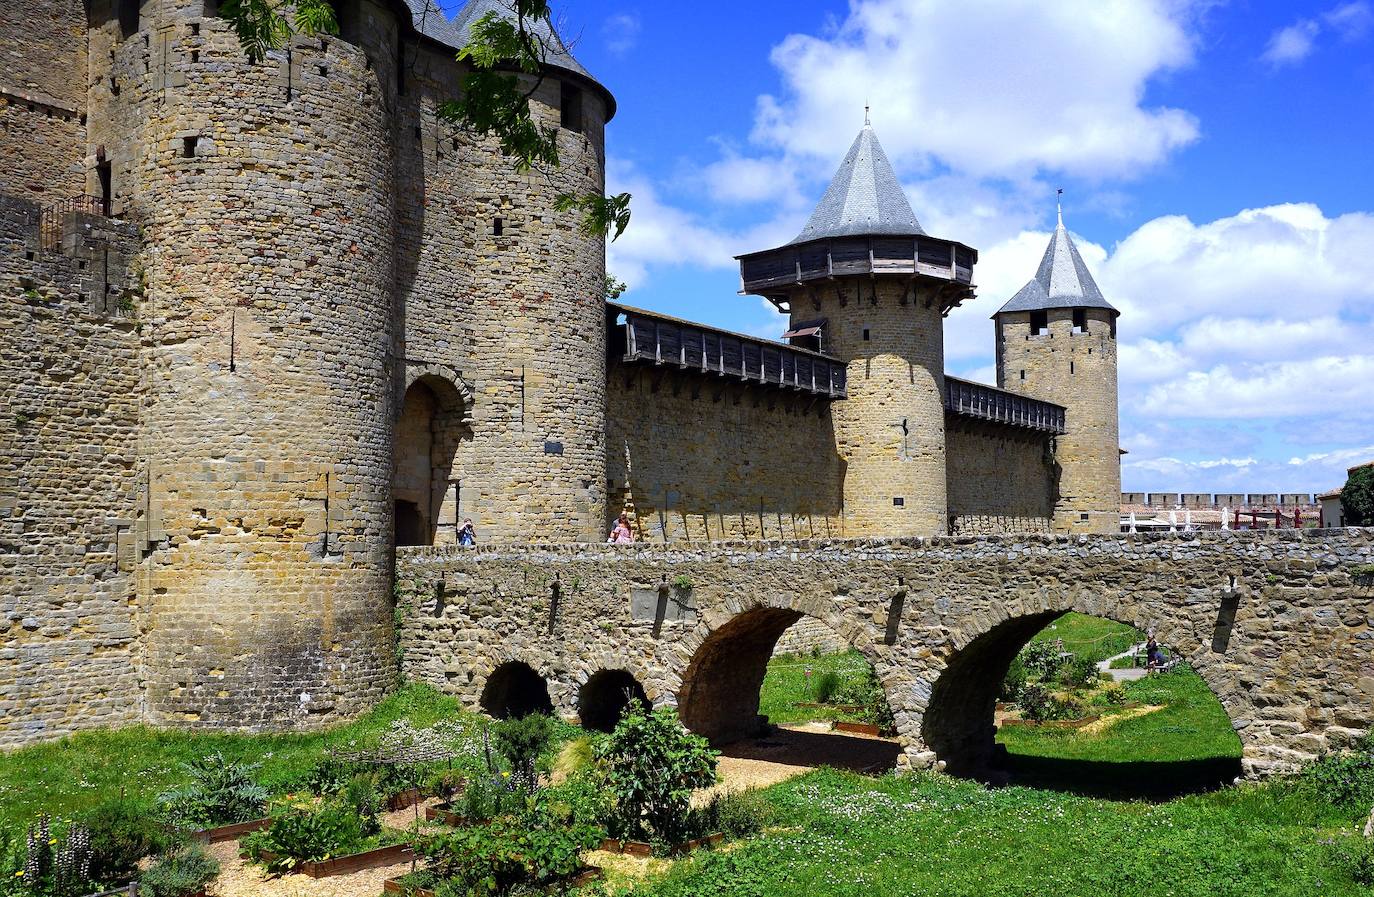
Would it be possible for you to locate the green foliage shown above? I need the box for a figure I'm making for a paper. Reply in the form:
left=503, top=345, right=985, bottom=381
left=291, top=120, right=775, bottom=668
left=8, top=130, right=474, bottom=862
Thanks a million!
left=671, top=574, right=694, bottom=591
left=812, top=670, right=841, bottom=704
left=1019, top=641, right=1064, bottom=678
left=1059, top=655, right=1099, bottom=690
left=1334, top=837, right=1374, bottom=887
left=1000, top=656, right=1027, bottom=702
left=216, top=0, right=337, bottom=63
left=1299, top=746, right=1374, bottom=818
left=554, top=192, right=633, bottom=241
left=137, top=845, right=219, bottom=897
left=12, top=412, right=32, bottom=428
left=833, top=666, right=897, bottom=735
left=1028, top=613, right=1143, bottom=665
left=454, top=775, right=523, bottom=824
left=1352, top=564, right=1374, bottom=577
left=5, top=816, right=93, bottom=897
left=417, top=800, right=598, bottom=896
left=691, top=788, right=774, bottom=841
left=1018, top=683, right=1053, bottom=722
left=1343, top=465, right=1374, bottom=526
left=593, top=706, right=717, bottom=842
left=340, top=774, right=384, bottom=837
left=240, top=803, right=376, bottom=874
left=157, top=753, right=268, bottom=830
left=758, top=652, right=876, bottom=727
left=603, top=274, right=628, bottom=301
left=81, top=799, right=168, bottom=882
left=492, top=714, right=553, bottom=792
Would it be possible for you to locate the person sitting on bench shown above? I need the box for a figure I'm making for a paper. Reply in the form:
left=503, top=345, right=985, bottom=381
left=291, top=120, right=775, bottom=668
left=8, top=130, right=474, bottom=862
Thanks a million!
left=1146, top=636, right=1164, bottom=669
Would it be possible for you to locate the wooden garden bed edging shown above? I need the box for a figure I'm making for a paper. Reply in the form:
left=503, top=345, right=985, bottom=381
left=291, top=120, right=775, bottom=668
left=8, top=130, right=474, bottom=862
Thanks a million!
left=423, top=803, right=477, bottom=827
left=598, top=833, right=724, bottom=857
left=250, top=843, right=416, bottom=879
left=386, top=789, right=426, bottom=812
left=192, top=818, right=271, bottom=844
left=382, top=866, right=602, bottom=897
left=833, top=721, right=881, bottom=737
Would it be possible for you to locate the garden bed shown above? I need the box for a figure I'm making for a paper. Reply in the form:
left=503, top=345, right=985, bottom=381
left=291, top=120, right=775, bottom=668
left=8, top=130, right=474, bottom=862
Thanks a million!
left=832, top=721, right=881, bottom=736
left=248, top=842, right=416, bottom=879
left=385, top=788, right=426, bottom=812
left=192, top=817, right=272, bottom=844
left=422, top=803, right=474, bottom=827
left=382, top=866, right=603, bottom=897
left=598, top=833, right=724, bottom=857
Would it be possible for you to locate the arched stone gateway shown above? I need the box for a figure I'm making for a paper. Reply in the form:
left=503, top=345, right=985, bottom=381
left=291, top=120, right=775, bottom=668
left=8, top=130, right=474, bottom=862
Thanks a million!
left=397, top=530, right=1374, bottom=777
left=479, top=661, right=555, bottom=719
left=578, top=669, right=650, bottom=732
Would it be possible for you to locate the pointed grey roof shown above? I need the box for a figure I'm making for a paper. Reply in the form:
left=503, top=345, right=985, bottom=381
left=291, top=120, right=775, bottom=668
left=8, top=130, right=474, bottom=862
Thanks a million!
left=398, top=0, right=612, bottom=115
left=996, top=213, right=1118, bottom=317
left=790, top=126, right=925, bottom=244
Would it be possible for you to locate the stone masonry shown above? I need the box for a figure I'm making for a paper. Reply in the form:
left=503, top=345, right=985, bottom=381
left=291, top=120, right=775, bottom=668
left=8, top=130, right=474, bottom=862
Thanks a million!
left=397, top=529, right=1374, bottom=778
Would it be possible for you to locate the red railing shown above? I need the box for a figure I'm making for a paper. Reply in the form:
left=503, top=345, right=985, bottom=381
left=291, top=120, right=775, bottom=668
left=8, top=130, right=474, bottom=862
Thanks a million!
left=39, top=195, right=108, bottom=250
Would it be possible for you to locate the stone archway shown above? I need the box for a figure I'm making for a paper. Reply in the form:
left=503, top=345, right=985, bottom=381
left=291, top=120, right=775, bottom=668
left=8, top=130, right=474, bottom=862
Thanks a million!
left=394, top=367, right=474, bottom=547
left=578, top=669, right=650, bottom=732
left=480, top=661, right=555, bottom=719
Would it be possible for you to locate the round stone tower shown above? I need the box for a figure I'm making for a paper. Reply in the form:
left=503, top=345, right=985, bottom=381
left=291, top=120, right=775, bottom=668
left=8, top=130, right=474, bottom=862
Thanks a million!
left=993, top=204, right=1120, bottom=534
left=737, top=125, right=977, bottom=537
left=89, top=0, right=402, bottom=728
left=440, top=0, right=612, bottom=543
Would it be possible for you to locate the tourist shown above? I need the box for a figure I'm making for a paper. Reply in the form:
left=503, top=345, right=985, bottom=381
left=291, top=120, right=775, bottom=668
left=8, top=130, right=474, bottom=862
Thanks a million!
left=1146, top=636, right=1163, bottom=669
left=608, top=512, right=635, bottom=544
left=458, top=518, right=477, bottom=547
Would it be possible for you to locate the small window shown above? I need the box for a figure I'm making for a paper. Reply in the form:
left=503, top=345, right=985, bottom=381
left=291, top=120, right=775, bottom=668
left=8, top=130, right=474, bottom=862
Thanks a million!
left=191, top=50, right=199, bottom=63
left=1070, top=361, right=1075, bottom=374
left=1072, top=308, right=1087, bottom=333
left=1079, top=513, right=1090, bottom=523
left=893, top=497, right=905, bottom=507
left=1030, top=310, right=1048, bottom=335
left=560, top=82, right=583, bottom=133
left=1019, top=369, right=1025, bottom=381
left=1109, top=317, right=1117, bottom=340
left=493, top=217, right=504, bottom=236
left=862, top=328, right=871, bottom=342
left=182, top=136, right=198, bottom=158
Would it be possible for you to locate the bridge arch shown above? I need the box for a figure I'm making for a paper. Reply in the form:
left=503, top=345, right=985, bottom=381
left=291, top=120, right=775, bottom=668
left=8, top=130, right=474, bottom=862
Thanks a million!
left=479, top=660, right=554, bottom=719
left=578, top=669, right=651, bottom=732
left=915, top=591, right=1243, bottom=781
left=675, top=597, right=894, bottom=746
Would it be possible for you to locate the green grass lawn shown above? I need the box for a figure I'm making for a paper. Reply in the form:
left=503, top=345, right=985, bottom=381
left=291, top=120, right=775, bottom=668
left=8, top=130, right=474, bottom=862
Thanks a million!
left=758, top=651, right=874, bottom=726
left=0, top=683, right=484, bottom=833
left=631, top=767, right=1369, bottom=897
left=1029, top=611, right=1142, bottom=663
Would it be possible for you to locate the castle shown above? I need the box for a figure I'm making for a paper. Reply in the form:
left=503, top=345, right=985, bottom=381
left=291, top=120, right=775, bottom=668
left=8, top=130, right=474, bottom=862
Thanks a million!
left=0, top=0, right=1119, bottom=746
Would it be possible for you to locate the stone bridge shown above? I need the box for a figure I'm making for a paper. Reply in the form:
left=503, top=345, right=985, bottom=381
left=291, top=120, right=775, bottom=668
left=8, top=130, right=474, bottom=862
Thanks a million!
left=396, top=529, right=1374, bottom=777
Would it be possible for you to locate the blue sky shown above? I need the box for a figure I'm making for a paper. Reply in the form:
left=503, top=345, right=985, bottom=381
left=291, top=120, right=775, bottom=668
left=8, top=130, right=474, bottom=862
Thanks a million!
left=446, top=0, right=1374, bottom=494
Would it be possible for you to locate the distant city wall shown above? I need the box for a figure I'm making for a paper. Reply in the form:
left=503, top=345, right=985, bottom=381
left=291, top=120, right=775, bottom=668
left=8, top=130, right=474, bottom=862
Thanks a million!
left=1124, top=493, right=1321, bottom=509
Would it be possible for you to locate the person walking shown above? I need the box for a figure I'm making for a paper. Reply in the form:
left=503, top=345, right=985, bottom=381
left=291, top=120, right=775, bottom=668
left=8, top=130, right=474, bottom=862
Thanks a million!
left=458, top=518, right=477, bottom=547
left=608, top=512, right=635, bottom=545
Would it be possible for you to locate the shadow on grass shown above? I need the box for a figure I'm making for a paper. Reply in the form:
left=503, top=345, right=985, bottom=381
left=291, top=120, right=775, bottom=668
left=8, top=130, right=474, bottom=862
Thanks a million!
left=720, top=726, right=903, bottom=776
left=1000, top=751, right=1243, bottom=800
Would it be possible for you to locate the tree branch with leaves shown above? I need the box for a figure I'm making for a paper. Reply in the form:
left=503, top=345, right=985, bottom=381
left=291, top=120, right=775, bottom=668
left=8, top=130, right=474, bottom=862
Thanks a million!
left=218, top=0, right=630, bottom=241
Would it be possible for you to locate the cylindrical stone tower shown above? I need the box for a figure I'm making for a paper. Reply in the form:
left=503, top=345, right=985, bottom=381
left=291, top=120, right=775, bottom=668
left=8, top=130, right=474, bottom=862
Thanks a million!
left=90, top=0, right=401, bottom=728
left=994, top=207, right=1120, bottom=534
left=737, top=125, right=977, bottom=537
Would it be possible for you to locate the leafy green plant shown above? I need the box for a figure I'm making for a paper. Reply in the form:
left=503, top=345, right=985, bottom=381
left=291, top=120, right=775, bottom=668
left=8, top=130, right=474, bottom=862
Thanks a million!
left=239, top=804, right=372, bottom=874
left=1019, top=684, right=1053, bottom=722
left=8, top=815, right=93, bottom=897
left=594, top=706, right=717, bottom=842
left=1019, top=642, right=1064, bottom=678
left=693, top=788, right=774, bottom=840
left=672, top=574, right=694, bottom=591
left=417, top=801, right=599, bottom=896
left=138, top=845, right=219, bottom=897
left=455, top=775, right=523, bottom=824
left=492, top=714, right=553, bottom=792
left=341, top=774, right=384, bottom=837
left=833, top=666, right=897, bottom=735
left=812, top=670, right=841, bottom=704
left=1059, top=656, right=1099, bottom=690
left=158, top=753, right=268, bottom=829
left=12, top=411, right=32, bottom=428
left=1351, top=563, right=1374, bottom=578
left=1300, top=746, right=1374, bottom=818
left=82, top=798, right=168, bottom=882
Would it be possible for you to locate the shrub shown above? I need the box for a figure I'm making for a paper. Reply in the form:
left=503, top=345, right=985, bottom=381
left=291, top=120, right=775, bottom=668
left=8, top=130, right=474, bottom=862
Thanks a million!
left=1019, top=684, right=1053, bottom=722
left=240, top=804, right=370, bottom=874
left=1096, top=683, right=1128, bottom=707
left=1300, top=747, right=1374, bottom=816
left=1059, top=656, right=1098, bottom=690
left=694, top=789, right=774, bottom=840
left=544, top=768, right=614, bottom=831
left=138, top=846, right=219, bottom=897
left=834, top=667, right=897, bottom=735
left=82, top=798, right=169, bottom=882
left=417, top=803, right=599, bottom=895
left=1000, top=657, right=1027, bottom=702
left=158, top=754, right=268, bottom=830
left=1342, top=465, right=1374, bottom=527
left=1019, top=642, right=1063, bottom=678
left=812, top=670, right=841, bottom=704
left=1048, top=694, right=1088, bottom=721
left=594, top=706, right=718, bottom=842
left=492, top=714, right=554, bottom=792
left=341, top=774, right=384, bottom=837
left=455, top=774, right=523, bottom=824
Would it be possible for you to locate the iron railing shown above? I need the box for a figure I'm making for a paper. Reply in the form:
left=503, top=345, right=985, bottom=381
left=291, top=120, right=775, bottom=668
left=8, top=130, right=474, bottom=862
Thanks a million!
left=40, top=195, right=108, bottom=251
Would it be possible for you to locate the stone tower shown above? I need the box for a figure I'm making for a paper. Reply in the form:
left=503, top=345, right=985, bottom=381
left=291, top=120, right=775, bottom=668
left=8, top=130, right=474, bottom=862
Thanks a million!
left=994, top=205, right=1120, bottom=533
left=737, top=125, right=977, bottom=536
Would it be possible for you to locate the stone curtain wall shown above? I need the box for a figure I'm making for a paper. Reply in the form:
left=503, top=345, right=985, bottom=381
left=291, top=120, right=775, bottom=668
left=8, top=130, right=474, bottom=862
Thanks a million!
left=397, top=529, right=1374, bottom=777
left=0, top=0, right=87, bottom=202
left=0, top=196, right=142, bottom=747
left=944, top=424, right=1055, bottom=535
left=606, top=362, right=846, bottom=542
left=772, top=617, right=849, bottom=657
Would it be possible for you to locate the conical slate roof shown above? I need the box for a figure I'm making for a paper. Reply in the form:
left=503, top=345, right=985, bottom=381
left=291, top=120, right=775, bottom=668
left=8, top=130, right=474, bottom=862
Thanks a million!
left=996, top=211, right=1118, bottom=317
left=790, top=126, right=925, bottom=244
